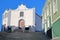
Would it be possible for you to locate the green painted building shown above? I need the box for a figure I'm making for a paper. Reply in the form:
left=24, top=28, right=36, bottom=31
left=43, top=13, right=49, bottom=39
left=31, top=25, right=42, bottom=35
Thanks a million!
left=42, top=0, right=60, bottom=39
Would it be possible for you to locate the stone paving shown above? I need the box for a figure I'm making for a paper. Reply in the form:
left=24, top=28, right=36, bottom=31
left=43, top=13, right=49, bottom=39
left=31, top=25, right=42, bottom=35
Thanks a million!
left=0, top=30, right=51, bottom=40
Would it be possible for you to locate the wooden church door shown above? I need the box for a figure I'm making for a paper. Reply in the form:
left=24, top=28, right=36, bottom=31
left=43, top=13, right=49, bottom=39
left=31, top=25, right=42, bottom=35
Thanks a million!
left=19, top=19, right=24, bottom=28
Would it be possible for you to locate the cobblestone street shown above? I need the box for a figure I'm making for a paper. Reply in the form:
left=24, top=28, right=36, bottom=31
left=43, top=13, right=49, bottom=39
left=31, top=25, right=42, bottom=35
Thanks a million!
left=0, top=31, right=50, bottom=40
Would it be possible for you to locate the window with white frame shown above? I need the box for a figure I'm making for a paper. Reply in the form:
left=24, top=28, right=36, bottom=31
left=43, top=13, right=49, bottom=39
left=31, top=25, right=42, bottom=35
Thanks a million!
left=45, top=23, right=47, bottom=33
left=47, top=18, right=50, bottom=27
left=53, top=0, right=58, bottom=14
left=49, top=3, right=52, bottom=24
left=47, top=4, right=49, bottom=16
left=45, top=10, right=47, bottom=19
left=50, top=3, right=52, bottom=16
left=42, top=16, right=44, bottom=23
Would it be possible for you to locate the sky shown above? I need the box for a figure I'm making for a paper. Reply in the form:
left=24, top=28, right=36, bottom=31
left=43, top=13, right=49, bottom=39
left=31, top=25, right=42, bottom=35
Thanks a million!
left=0, top=0, right=46, bottom=31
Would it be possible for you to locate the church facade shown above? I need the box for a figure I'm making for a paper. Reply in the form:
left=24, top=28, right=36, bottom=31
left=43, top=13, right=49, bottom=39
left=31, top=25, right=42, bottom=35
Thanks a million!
left=2, top=4, right=42, bottom=32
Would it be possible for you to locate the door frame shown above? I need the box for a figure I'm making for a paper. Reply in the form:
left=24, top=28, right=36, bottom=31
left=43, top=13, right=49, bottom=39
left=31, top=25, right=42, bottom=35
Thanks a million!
left=18, top=19, right=25, bottom=28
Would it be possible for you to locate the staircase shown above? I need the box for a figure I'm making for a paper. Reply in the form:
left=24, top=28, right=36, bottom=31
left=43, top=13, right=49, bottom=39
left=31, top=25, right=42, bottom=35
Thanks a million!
left=0, top=31, right=50, bottom=40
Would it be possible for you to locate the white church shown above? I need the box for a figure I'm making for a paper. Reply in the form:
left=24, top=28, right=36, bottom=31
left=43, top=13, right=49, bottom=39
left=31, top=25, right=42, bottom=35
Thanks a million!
left=2, top=4, right=42, bottom=32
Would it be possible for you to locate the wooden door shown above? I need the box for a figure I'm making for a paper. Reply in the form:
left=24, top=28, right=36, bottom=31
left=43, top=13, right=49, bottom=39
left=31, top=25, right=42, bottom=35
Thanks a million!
left=19, top=19, right=24, bottom=28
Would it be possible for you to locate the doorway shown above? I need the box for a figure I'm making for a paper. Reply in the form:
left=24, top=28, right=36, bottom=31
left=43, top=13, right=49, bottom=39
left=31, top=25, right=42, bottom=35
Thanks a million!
left=3, top=24, right=6, bottom=31
left=19, top=19, right=25, bottom=28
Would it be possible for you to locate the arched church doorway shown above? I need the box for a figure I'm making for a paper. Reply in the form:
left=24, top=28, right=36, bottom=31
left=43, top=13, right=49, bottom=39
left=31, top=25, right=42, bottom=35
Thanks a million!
left=3, top=24, right=6, bottom=31
left=19, top=19, right=25, bottom=28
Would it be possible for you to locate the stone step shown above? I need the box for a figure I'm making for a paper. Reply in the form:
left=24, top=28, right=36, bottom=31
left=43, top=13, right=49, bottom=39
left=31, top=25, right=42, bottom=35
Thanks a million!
left=0, top=32, right=50, bottom=40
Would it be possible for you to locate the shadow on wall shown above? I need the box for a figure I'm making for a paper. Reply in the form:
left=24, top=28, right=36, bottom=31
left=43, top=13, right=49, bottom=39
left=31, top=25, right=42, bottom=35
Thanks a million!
left=35, top=14, right=42, bottom=32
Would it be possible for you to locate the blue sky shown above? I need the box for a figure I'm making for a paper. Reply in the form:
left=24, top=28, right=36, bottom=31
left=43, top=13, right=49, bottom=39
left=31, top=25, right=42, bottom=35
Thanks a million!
left=0, top=0, right=46, bottom=31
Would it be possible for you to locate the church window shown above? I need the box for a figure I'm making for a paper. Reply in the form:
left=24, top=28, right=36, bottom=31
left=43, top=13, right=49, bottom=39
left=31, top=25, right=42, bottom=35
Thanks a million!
left=20, top=12, right=24, bottom=17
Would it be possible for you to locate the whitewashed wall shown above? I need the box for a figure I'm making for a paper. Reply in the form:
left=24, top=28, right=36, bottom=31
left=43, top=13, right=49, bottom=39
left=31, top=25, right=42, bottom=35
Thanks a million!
left=2, top=18, right=8, bottom=28
left=2, top=10, right=8, bottom=28
left=2, top=4, right=35, bottom=32
left=10, top=9, right=35, bottom=27
left=9, top=4, right=35, bottom=27
left=10, top=10, right=19, bottom=27
left=24, top=9, right=35, bottom=27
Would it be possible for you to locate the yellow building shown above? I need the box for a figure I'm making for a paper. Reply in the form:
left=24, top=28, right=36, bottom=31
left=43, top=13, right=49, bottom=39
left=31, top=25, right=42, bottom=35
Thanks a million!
left=42, top=0, right=60, bottom=39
